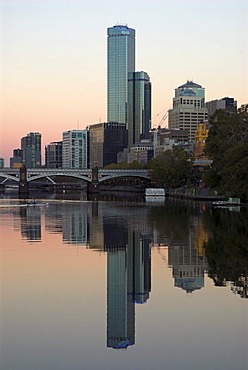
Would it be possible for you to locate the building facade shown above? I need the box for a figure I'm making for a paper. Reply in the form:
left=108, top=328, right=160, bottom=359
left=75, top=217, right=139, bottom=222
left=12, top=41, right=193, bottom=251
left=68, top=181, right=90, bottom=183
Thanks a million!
left=107, top=25, right=135, bottom=124
left=168, top=81, right=208, bottom=142
left=194, top=123, right=209, bottom=159
left=89, top=122, right=128, bottom=168
left=21, top=132, right=41, bottom=168
left=10, top=149, right=23, bottom=168
left=128, top=71, right=151, bottom=145
left=45, top=141, right=63, bottom=168
left=0, top=158, right=4, bottom=169
left=205, top=97, right=237, bottom=117
left=127, top=140, right=154, bottom=164
left=62, top=130, right=89, bottom=169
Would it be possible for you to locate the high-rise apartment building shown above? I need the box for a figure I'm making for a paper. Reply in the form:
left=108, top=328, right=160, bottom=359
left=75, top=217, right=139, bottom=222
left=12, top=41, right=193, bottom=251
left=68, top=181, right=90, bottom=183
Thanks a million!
left=128, top=71, right=151, bottom=145
left=205, top=97, right=237, bottom=117
left=21, top=132, right=41, bottom=168
left=45, top=141, right=63, bottom=169
left=107, top=25, right=135, bottom=124
left=62, top=130, right=89, bottom=169
left=168, top=81, right=208, bottom=142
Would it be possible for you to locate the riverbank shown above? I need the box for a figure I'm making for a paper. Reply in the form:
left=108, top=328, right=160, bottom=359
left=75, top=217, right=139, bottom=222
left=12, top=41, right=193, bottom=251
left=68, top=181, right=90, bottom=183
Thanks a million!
left=166, top=187, right=226, bottom=201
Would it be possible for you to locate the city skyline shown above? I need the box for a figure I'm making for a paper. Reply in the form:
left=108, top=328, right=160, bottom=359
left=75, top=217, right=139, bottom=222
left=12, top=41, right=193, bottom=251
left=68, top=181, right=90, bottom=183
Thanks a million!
left=1, top=0, right=248, bottom=165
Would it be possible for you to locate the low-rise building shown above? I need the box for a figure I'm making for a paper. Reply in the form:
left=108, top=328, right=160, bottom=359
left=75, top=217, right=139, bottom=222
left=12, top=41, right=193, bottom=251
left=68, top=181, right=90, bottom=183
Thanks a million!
left=205, top=97, right=237, bottom=117
left=10, top=149, right=23, bottom=168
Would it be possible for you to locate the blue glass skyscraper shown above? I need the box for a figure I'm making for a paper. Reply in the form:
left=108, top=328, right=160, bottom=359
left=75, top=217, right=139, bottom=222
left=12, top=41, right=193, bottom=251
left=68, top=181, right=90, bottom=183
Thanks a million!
left=128, top=71, right=151, bottom=145
left=107, top=25, right=135, bottom=124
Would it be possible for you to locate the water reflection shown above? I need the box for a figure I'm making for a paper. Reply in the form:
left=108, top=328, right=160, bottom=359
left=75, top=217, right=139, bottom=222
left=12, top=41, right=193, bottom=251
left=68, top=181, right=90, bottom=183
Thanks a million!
left=19, top=206, right=42, bottom=241
left=0, top=198, right=247, bottom=360
left=107, top=236, right=151, bottom=349
left=1, top=199, right=247, bottom=303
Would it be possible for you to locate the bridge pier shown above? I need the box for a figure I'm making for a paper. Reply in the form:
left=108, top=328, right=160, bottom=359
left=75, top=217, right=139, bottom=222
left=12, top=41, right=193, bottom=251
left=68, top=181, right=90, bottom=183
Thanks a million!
left=87, top=166, right=100, bottom=194
left=19, top=166, right=29, bottom=196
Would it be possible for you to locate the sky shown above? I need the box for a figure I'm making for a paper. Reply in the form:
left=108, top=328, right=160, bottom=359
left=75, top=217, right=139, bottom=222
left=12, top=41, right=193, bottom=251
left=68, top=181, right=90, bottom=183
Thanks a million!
left=1, top=0, right=248, bottom=165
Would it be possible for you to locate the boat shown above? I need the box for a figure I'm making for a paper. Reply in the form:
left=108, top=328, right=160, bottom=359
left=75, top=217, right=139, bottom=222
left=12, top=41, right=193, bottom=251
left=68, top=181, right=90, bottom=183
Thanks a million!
left=145, top=188, right=165, bottom=203
left=145, top=188, right=165, bottom=197
left=211, top=197, right=241, bottom=208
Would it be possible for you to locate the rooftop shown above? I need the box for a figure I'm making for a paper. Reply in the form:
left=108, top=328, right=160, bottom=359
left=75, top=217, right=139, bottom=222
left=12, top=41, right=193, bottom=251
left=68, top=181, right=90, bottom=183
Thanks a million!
left=178, top=80, right=202, bottom=89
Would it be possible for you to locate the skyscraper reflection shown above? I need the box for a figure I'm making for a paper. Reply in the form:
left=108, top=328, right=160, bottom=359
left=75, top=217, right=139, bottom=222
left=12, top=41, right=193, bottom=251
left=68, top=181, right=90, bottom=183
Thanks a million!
left=168, top=215, right=208, bottom=293
left=106, top=225, right=151, bottom=349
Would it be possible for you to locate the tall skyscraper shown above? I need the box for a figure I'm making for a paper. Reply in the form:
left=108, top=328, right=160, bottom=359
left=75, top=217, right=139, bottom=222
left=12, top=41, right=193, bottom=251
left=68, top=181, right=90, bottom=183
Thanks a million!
left=107, top=25, right=135, bottom=124
left=21, top=132, right=41, bottom=168
left=168, top=81, right=208, bottom=142
left=128, top=71, right=151, bottom=145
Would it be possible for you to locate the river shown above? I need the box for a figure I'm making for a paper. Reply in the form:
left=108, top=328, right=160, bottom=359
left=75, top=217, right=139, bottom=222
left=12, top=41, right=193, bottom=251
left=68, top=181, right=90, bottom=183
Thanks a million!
left=0, top=192, right=247, bottom=370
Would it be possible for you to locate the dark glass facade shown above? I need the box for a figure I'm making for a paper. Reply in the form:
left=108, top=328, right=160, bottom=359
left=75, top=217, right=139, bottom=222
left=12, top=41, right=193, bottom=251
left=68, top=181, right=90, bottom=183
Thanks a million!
left=89, top=122, right=128, bottom=168
left=128, top=71, right=151, bottom=145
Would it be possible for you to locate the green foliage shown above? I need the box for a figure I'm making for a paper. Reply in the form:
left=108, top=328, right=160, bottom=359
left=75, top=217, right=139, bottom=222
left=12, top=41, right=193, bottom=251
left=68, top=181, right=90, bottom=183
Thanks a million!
left=204, top=105, right=248, bottom=201
left=203, top=208, right=248, bottom=287
left=148, top=148, right=192, bottom=189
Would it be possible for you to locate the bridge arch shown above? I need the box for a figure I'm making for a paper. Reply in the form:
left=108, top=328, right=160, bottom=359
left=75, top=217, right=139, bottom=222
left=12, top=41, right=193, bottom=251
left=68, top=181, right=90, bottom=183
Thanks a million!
left=0, top=172, right=19, bottom=184
left=98, top=173, right=150, bottom=183
left=27, top=173, right=92, bottom=183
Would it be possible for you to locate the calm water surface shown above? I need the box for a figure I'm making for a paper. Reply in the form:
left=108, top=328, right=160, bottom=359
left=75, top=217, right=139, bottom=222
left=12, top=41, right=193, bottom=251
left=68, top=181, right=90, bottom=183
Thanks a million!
left=0, top=195, right=247, bottom=370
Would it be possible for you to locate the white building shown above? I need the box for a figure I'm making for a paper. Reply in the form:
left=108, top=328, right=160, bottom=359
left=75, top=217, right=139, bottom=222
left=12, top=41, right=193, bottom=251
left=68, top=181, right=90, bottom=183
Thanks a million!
left=168, top=81, right=208, bottom=142
left=62, top=130, right=89, bottom=169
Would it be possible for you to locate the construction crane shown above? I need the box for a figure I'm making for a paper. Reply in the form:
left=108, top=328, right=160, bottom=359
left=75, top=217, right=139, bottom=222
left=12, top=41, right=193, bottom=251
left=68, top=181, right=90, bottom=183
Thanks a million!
left=152, top=107, right=170, bottom=128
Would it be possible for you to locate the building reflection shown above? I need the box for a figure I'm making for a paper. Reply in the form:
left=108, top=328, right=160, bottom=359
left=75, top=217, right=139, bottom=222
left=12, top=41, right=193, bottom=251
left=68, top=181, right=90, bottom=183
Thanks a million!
left=43, top=201, right=248, bottom=302
left=19, top=206, right=41, bottom=241
left=105, top=226, right=151, bottom=349
left=168, top=215, right=208, bottom=294
left=45, top=201, right=152, bottom=348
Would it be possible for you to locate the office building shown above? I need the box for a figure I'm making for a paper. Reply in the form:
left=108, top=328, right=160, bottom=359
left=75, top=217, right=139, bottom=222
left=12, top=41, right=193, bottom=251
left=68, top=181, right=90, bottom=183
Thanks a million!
left=89, top=122, right=128, bottom=168
left=62, top=130, right=89, bottom=169
left=205, top=97, right=237, bottom=117
left=10, top=149, right=23, bottom=168
left=128, top=71, right=151, bottom=145
left=127, top=140, right=154, bottom=164
left=107, top=25, right=135, bottom=124
left=45, top=141, right=63, bottom=168
left=168, top=81, right=208, bottom=142
left=0, top=158, right=4, bottom=169
left=21, top=132, right=41, bottom=168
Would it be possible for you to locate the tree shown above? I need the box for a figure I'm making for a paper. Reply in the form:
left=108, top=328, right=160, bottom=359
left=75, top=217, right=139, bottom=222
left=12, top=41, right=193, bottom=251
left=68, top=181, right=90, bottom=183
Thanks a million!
left=148, top=148, right=192, bottom=189
left=204, top=106, right=248, bottom=201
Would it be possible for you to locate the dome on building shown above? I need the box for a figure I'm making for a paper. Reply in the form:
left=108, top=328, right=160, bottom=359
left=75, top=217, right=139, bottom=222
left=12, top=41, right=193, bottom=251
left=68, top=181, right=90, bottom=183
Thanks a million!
left=175, top=277, right=204, bottom=293
left=178, top=88, right=196, bottom=96
left=178, top=80, right=202, bottom=89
